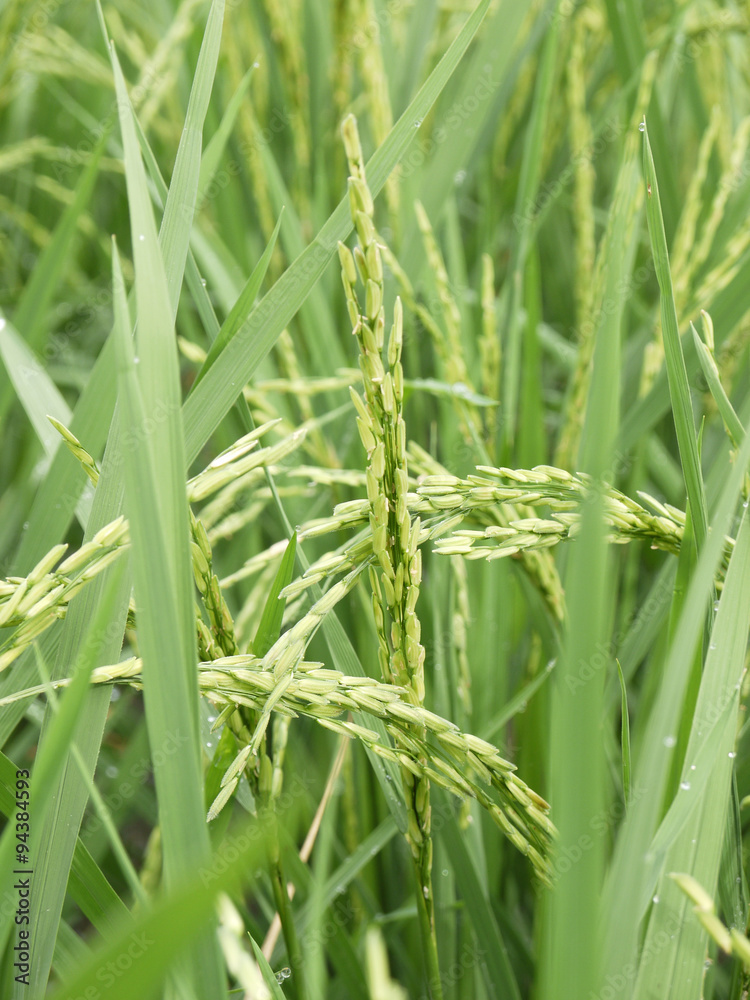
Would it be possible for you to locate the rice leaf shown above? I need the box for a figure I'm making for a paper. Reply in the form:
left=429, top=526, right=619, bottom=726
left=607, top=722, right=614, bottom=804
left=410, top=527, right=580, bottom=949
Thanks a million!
left=191, top=211, right=283, bottom=394
left=617, top=660, right=632, bottom=806
left=642, top=121, right=708, bottom=549
left=253, top=531, right=298, bottom=658
left=632, top=508, right=750, bottom=998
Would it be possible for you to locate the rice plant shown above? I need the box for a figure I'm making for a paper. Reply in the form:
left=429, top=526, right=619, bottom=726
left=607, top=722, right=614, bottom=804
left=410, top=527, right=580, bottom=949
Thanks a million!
left=1, top=1, right=750, bottom=998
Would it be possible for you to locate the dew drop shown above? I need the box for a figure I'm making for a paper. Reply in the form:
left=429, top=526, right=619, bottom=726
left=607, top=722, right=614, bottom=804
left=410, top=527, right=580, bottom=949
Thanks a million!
left=138, top=234, right=145, bottom=241
left=133, top=356, right=140, bottom=364
left=663, top=735, right=676, bottom=748
left=729, top=751, right=737, bottom=759
left=709, top=642, right=717, bottom=650
left=110, top=687, right=121, bottom=702
left=105, top=765, right=118, bottom=779
left=454, top=169, right=467, bottom=186
left=690, top=764, right=696, bottom=771
left=442, top=869, right=449, bottom=876
left=638, top=122, right=646, bottom=132
left=423, top=885, right=430, bottom=899
left=653, top=894, right=660, bottom=904
left=201, top=278, right=207, bottom=287
left=680, top=781, right=691, bottom=791
left=414, top=118, right=423, bottom=128
left=713, top=601, right=720, bottom=612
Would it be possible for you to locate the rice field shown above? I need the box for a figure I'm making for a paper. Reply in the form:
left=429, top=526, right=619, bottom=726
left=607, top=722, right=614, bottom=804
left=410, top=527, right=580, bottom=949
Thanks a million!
left=1, top=1, right=750, bottom=998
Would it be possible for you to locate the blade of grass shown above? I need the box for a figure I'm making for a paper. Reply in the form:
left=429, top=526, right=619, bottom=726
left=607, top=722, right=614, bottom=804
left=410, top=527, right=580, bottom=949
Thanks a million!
left=258, top=141, right=347, bottom=372
left=718, top=776, right=748, bottom=934
left=642, top=120, right=708, bottom=550
left=197, top=65, right=255, bottom=203
left=602, top=403, right=750, bottom=992
left=399, top=0, right=534, bottom=275
left=632, top=508, right=750, bottom=998
left=20, top=479, right=132, bottom=997
left=182, top=0, right=493, bottom=464
left=500, top=10, right=558, bottom=458
left=0, top=129, right=109, bottom=427
left=10, top=334, right=117, bottom=570
left=46, top=816, right=272, bottom=1000
left=0, top=315, right=73, bottom=454
left=29, top=628, right=147, bottom=908
left=191, top=211, right=282, bottom=394
left=250, top=936, right=288, bottom=1000
left=481, top=657, right=555, bottom=742
left=252, top=531, right=297, bottom=657
left=436, top=796, right=521, bottom=1000
left=540, top=99, right=638, bottom=1000
left=158, top=0, right=225, bottom=311
left=10, top=5, right=231, bottom=991
left=617, top=660, right=632, bottom=806
left=283, top=817, right=399, bottom=961
left=0, top=566, right=124, bottom=964
left=111, top=222, right=223, bottom=998
left=692, top=323, right=745, bottom=447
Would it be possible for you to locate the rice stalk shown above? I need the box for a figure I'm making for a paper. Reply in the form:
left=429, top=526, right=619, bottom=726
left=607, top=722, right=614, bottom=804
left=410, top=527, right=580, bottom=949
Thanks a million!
left=338, top=113, right=442, bottom=995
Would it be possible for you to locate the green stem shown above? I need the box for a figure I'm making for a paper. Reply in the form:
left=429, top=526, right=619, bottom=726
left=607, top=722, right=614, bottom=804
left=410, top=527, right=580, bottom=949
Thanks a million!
left=260, top=743, right=307, bottom=999
left=270, top=848, right=308, bottom=1000
left=413, top=855, right=444, bottom=1000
